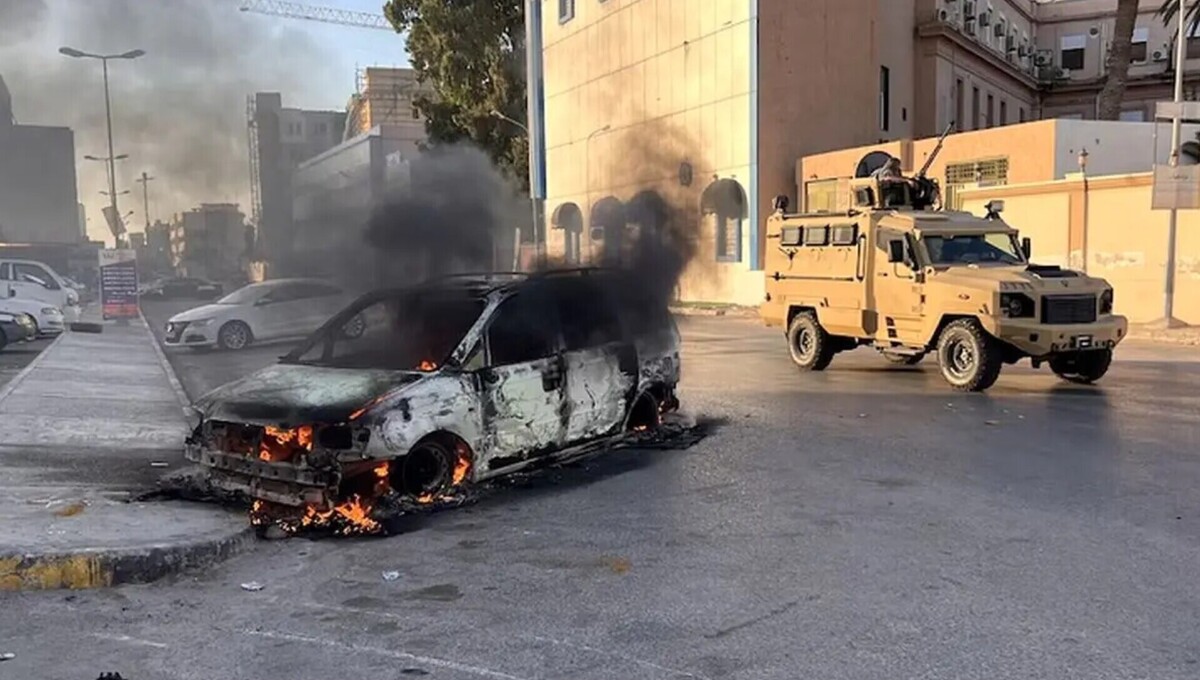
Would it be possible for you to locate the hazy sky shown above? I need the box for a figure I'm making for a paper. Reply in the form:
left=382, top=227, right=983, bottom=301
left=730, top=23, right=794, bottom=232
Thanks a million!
left=0, top=0, right=411, bottom=245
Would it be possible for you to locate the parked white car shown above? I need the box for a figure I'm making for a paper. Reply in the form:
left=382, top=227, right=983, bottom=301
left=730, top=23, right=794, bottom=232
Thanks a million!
left=0, top=296, right=66, bottom=337
left=164, top=278, right=357, bottom=351
left=0, top=258, right=81, bottom=322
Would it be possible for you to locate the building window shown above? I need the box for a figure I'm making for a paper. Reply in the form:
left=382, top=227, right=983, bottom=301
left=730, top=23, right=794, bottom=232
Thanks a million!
left=412, top=106, right=420, bottom=119
left=1000, top=100, right=1007, bottom=125
left=879, top=66, right=890, bottom=132
left=805, top=178, right=840, bottom=212
left=945, top=157, right=1009, bottom=209
left=1132, top=27, right=1149, bottom=62
left=1019, top=107, right=1026, bottom=123
left=972, top=87, right=980, bottom=131
left=1120, top=109, right=1146, bottom=122
left=1061, top=35, right=1086, bottom=71
left=558, top=0, right=575, bottom=23
left=987, top=94, right=994, bottom=128
left=702, top=179, right=748, bottom=263
left=1188, top=24, right=1200, bottom=59
left=956, top=78, right=965, bottom=129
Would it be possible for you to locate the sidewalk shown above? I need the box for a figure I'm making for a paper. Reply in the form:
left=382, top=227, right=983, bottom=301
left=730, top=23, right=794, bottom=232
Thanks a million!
left=0, top=309, right=249, bottom=591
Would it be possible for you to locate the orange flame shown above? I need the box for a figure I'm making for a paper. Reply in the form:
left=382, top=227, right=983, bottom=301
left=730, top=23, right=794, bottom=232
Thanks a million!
left=294, top=494, right=381, bottom=535
left=418, top=359, right=438, bottom=371
left=258, top=425, right=312, bottom=462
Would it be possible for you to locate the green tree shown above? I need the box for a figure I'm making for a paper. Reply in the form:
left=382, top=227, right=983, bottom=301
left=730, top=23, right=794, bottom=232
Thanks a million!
left=1157, top=0, right=1200, bottom=37
left=1097, top=0, right=1143, bottom=119
left=384, top=0, right=529, bottom=191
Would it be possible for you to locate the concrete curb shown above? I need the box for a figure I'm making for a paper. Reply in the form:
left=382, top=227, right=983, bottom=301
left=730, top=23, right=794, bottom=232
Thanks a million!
left=0, top=332, right=65, bottom=406
left=0, top=525, right=254, bottom=592
left=139, top=308, right=195, bottom=416
left=1126, top=329, right=1200, bottom=347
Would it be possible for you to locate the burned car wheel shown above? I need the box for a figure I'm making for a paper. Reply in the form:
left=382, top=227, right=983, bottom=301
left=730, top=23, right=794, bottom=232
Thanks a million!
left=397, top=438, right=461, bottom=497
left=1049, top=349, right=1112, bottom=385
left=217, top=320, right=253, bottom=350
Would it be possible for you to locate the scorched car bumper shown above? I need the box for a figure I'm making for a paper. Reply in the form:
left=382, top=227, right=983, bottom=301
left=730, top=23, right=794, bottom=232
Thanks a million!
left=184, top=444, right=338, bottom=507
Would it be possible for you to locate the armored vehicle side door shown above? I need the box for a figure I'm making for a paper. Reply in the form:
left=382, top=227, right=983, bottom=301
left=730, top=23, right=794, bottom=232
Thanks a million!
left=871, top=225, right=925, bottom=344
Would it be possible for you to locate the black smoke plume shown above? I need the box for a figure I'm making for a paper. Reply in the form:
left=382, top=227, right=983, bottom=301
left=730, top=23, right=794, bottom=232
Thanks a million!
left=0, top=0, right=343, bottom=234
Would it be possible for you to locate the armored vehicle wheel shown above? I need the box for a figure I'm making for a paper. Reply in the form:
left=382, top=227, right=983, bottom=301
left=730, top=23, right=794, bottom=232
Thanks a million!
left=882, top=351, right=925, bottom=366
left=787, top=311, right=835, bottom=371
left=936, top=319, right=1002, bottom=391
left=1049, top=349, right=1112, bottom=384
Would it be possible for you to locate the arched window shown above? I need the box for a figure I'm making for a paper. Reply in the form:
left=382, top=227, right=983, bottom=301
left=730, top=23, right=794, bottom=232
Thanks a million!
left=855, top=151, right=893, bottom=178
left=551, top=202, right=584, bottom=264
left=589, top=196, right=625, bottom=265
left=700, top=178, right=747, bottom=262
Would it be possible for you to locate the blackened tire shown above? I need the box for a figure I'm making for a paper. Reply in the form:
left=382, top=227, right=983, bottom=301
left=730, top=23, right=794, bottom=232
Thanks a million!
left=936, top=319, right=1003, bottom=391
left=882, top=351, right=925, bottom=366
left=217, top=320, right=253, bottom=351
left=1050, top=349, right=1112, bottom=384
left=787, top=311, right=835, bottom=371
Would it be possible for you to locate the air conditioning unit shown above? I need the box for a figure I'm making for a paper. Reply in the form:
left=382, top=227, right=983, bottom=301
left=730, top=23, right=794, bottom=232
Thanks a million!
left=994, top=23, right=1005, bottom=38
left=1035, top=50, right=1053, bottom=67
left=938, top=8, right=951, bottom=22
left=1153, top=50, right=1168, bottom=62
left=1018, top=45, right=1030, bottom=57
left=1059, top=68, right=1072, bottom=79
left=1006, top=36, right=1017, bottom=51
left=979, top=11, right=991, bottom=27
left=964, top=1, right=976, bottom=15
left=965, top=21, right=977, bottom=36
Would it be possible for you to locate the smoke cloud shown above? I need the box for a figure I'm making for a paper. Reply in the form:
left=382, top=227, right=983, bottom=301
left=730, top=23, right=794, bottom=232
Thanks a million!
left=0, top=0, right=344, bottom=238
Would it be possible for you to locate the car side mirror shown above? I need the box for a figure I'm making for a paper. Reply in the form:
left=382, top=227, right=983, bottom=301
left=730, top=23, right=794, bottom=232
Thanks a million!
left=887, top=240, right=905, bottom=264
left=1021, top=237, right=1032, bottom=259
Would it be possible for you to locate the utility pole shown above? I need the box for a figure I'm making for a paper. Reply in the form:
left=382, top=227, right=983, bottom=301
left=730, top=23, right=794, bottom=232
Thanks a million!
left=136, top=172, right=155, bottom=230
left=1164, top=0, right=1186, bottom=327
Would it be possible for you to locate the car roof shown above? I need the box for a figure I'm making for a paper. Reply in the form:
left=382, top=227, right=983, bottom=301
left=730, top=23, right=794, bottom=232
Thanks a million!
left=352, top=267, right=626, bottom=302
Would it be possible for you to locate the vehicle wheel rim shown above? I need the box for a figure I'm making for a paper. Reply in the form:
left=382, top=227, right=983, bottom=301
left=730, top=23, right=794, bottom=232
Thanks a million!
left=224, top=325, right=247, bottom=349
left=943, top=335, right=975, bottom=380
left=794, top=326, right=814, bottom=362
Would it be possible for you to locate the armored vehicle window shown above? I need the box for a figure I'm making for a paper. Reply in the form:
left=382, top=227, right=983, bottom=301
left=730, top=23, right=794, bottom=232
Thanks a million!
left=831, top=225, right=858, bottom=246
left=804, top=226, right=830, bottom=246
left=854, top=188, right=875, bottom=206
left=780, top=227, right=803, bottom=247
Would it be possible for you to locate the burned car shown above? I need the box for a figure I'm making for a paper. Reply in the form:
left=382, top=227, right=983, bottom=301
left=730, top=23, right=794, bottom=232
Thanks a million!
left=184, top=269, right=681, bottom=533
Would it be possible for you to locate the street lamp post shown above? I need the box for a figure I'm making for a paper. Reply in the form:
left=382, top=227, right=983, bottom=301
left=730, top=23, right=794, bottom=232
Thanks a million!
left=1163, top=0, right=1186, bottom=327
left=60, top=46, right=145, bottom=248
left=490, top=110, right=539, bottom=269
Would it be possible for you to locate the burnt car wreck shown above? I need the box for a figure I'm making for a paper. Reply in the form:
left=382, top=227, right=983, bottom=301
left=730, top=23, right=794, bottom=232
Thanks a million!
left=185, top=269, right=681, bottom=534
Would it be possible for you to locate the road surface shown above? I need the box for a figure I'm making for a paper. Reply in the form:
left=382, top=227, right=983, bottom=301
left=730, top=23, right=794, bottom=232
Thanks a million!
left=2, top=299, right=1196, bottom=679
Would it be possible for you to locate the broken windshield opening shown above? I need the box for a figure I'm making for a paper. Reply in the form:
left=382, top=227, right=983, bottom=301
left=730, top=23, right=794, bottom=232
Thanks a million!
left=921, top=233, right=1024, bottom=265
left=284, top=292, right=485, bottom=371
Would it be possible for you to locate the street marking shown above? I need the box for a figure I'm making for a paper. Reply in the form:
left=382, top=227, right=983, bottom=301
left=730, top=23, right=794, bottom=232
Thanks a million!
left=91, top=633, right=169, bottom=649
left=239, top=629, right=531, bottom=680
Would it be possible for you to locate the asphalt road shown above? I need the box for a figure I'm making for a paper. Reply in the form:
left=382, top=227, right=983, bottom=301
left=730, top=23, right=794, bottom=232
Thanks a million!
left=0, top=336, right=54, bottom=391
left=3, top=299, right=1198, bottom=679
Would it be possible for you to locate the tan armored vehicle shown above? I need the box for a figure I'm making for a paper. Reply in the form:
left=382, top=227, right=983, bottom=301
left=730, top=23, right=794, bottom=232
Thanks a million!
left=761, top=138, right=1127, bottom=392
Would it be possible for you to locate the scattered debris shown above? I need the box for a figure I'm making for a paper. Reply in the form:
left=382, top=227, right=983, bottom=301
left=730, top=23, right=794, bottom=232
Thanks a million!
left=858, top=413, right=868, bottom=418
left=0, top=652, right=14, bottom=662
left=240, top=581, right=264, bottom=592
left=53, top=500, right=87, bottom=518
left=382, top=571, right=401, bottom=582
left=985, top=420, right=1000, bottom=426
left=149, top=461, right=170, bottom=468
left=604, top=557, right=632, bottom=574
left=399, top=669, right=429, bottom=676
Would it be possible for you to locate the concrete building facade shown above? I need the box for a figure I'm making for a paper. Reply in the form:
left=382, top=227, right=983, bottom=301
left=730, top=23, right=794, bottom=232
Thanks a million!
left=539, top=0, right=1191, bottom=304
left=343, top=67, right=431, bottom=154
left=0, top=74, right=81, bottom=245
left=249, top=93, right=346, bottom=276
left=170, top=204, right=251, bottom=282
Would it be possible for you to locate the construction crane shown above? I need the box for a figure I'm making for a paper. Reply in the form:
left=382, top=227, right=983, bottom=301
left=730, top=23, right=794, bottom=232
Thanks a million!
left=238, top=0, right=393, bottom=31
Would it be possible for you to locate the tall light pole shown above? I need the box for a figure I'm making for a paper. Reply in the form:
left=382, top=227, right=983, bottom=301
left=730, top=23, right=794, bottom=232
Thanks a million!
left=60, top=46, right=145, bottom=248
left=491, top=109, right=538, bottom=269
left=136, top=172, right=156, bottom=230
left=1163, top=0, right=1186, bottom=327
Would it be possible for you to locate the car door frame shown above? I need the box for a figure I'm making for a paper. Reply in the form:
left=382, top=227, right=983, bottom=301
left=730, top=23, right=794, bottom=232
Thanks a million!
left=4, top=261, right=63, bottom=307
left=871, top=223, right=925, bottom=344
left=470, top=285, right=570, bottom=464
left=250, top=283, right=302, bottom=340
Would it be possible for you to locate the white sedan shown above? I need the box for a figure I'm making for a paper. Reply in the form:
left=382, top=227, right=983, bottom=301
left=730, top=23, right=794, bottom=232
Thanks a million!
left=0, top=297, right=66, bottom=337
left=164, top=278, right=358, bottom=351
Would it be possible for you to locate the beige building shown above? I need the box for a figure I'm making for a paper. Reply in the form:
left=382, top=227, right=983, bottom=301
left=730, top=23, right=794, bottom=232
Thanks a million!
left=344, top=67, right=431, bottom=154
left=539, top=0, right=1194, bottom=304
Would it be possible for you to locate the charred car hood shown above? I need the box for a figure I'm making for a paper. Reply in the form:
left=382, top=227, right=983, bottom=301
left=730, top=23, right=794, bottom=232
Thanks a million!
left=193, top=363, right=426, bottom=426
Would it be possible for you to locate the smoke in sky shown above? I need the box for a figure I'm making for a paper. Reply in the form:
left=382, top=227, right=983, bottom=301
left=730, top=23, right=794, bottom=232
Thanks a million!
left=0, top=0, right=348, bottom=240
